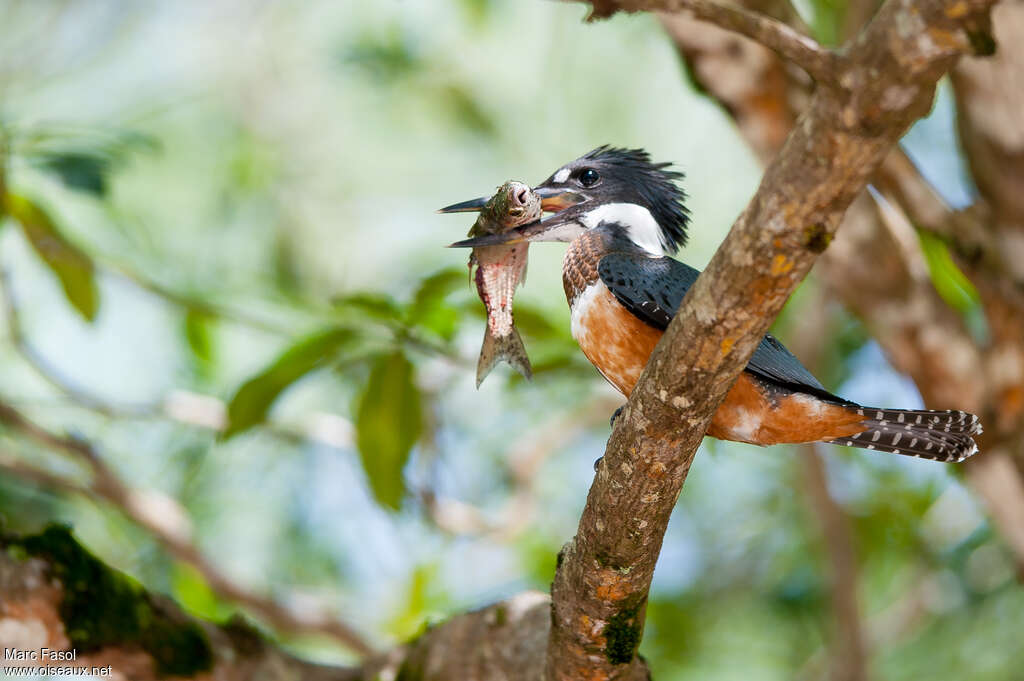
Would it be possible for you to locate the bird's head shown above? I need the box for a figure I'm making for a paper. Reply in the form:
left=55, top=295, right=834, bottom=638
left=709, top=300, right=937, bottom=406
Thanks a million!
left=441, top=146, right=689, bottom=256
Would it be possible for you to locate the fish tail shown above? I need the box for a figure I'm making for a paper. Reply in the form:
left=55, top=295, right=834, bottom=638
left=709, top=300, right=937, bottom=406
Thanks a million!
left=476, top=324, right=533, bottom=388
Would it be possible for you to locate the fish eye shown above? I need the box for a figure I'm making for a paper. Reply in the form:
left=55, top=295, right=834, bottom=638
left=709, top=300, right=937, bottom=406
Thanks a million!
left=578, top=168, right=600, bottom=187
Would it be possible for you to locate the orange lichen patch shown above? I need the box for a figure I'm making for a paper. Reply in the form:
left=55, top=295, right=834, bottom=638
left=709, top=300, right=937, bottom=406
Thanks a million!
left=720, top=337, right=735, bottom=357
left=595, top=578, right=630, bottom=602
left=946, top=1, right=969, bottom=18
left=770, top=253, right=794, bottom=276
left=647, top=461, right=668, bottom=480
left=576, top=667, right=611, bottom=681
left=927, top=27, right=966, bottom=49
left=748, top=272, right=782, bottom=305
left=579, top=614, right=601, bottom=637
left=572, top=283, right=662, bottom=397
left=707, top=373, right=868, bottom=444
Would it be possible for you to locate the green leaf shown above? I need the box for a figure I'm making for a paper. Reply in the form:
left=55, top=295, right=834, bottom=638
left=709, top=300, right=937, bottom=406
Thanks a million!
left=440, top=84, right=497, bottom=138
left=385, top=563, right=445, bottom=640
left=223, top=327, right=355, bottom=439
left=4, top=193, right=99, bottom=322
left=333, top=291, right=405, bottom=324
left=37, top=151, right=110, bottom=196
left=183, top=307, right=216, bottom=377
left=512, top=305, right=564, bottom=340
left=342, top=28, right=423, bottom=82
left=24, top=127, right=157, bottom=197
left=918, top=232, right=980, bottom=313
left=355, top=351, right=422, bottom=510
left=410, top=267, right=467, bottom=310
left=171, top=562, right=232, bottom=621
left=408, top=267, right=467, bottom=341
left=458, top=0, right=494, bottom=25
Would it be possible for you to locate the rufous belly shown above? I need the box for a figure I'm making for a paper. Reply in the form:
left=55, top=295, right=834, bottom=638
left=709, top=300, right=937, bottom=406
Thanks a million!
left=570, top=281, right=868, bottom=445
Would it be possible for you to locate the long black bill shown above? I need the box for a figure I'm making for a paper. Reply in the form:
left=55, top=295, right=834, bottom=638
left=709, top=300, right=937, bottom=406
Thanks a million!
left=437, top=196, right=489, bottom=213
left=448, top=219, right=546, bottom=248
left=439, top=187, right=586, bottom=215
left=448, top=209, right=583, bottom=248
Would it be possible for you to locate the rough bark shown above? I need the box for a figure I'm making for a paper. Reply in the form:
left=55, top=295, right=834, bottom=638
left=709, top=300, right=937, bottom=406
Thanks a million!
left=362, top=592, right=560, bottom=681
left=0, top=526, right=360, bottom=681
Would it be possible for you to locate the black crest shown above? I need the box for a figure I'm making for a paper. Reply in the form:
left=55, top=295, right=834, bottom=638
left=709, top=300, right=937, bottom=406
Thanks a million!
left=580, top=146, right=690, bottom=253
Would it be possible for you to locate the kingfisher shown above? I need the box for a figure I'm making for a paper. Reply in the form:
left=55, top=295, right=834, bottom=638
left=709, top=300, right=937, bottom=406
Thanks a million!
left=441, top=146, right=982, bottom=462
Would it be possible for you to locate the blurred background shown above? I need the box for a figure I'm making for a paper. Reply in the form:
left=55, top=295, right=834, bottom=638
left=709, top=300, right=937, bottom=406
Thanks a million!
left=1, top=1, right=1020, bottom=679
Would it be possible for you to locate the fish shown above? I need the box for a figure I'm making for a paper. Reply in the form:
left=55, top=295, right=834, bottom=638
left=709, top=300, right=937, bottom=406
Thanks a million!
left=467, top=180, right=541, bottom=387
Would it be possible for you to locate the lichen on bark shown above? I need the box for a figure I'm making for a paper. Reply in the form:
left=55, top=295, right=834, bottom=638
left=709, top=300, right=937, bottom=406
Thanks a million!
left=7, top=524, right=214, bottom=676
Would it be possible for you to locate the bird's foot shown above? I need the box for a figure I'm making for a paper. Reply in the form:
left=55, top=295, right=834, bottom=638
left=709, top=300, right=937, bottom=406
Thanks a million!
left=593, top=456, right=603, bottom=472
left=609, top=404, right=626, bottom=428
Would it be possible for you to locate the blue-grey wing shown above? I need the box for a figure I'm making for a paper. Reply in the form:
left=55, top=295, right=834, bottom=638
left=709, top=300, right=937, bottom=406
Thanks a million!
left=597, top=252, right=838, bottom=400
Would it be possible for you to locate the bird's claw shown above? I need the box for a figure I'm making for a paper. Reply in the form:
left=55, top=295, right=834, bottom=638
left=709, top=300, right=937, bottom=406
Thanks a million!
left=609, top=404, right=626, bottom=428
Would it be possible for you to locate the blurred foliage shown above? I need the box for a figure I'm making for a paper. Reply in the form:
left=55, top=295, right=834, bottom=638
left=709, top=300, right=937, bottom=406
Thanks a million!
left=171, top=561, right=234, bottom=622
left=386, top=563, right=450, bottom=641
left=0, top=3, right=1016, bottom=680
left=24, top=128, right=157, bottom=197
left=224, top=327, right=357, bottom=439
left=339, top=26, right=499, bottom=137
left=3, top=192, right=99, bottom=321
left=917, top=232, right=981, bottom=313
left=183, top=307, right=216, bottom=377
left=355, top=351, right=423, bottom=510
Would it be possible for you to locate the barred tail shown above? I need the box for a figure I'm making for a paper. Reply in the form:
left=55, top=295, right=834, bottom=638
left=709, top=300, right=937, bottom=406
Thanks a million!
left=828, top=408, right=982, bottom=462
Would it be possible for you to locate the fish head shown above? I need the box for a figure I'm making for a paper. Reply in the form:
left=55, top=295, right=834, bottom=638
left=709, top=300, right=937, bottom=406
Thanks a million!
left=490, top=181, right=542, bottom=227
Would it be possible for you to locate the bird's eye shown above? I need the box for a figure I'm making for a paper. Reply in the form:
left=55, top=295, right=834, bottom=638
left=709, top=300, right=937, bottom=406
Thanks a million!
left=578, top=168, right=600, bottom=187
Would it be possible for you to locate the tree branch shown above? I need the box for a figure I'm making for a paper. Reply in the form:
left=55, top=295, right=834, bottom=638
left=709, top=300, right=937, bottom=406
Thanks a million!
left=546, top=0, right=995, bottom=676
left=0, top=532, right=361, bottom=681
left=587, top=0, right=837, bottom=82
